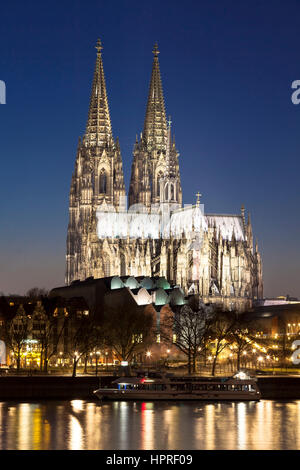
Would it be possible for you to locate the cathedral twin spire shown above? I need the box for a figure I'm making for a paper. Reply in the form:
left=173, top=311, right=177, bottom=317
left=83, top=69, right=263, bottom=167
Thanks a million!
left=79, top=39, right=182, bottom=210
left=143, top=43, right=168, bottom=151
left=129, top=41, right=182, bottom=208
left=84, top=39, right=113, bottom=148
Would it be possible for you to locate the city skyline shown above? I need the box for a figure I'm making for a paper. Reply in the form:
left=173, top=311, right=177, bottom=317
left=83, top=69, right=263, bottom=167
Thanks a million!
left=1, top=1, right=300, bottom=298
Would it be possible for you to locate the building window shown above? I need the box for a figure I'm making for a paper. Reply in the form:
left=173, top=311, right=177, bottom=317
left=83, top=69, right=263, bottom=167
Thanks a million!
left=120, top=254, right=126, bottom=276
left=103, top=257, right=110, bottom=277
left=165, top=184, right=168, bottom=201
left=170, top=184, right=174, bottom=201
left=99, top=169, right=107, bottom=194
left=157, top=172, right=163, bottom=197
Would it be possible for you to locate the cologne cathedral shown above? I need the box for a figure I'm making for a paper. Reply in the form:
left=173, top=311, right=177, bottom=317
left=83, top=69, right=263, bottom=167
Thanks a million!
left=66, top=40, right=263, bottom=312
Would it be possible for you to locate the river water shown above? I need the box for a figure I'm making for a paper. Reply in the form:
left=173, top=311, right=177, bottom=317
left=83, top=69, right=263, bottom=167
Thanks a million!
left=0, top=399, right=299, bottom=450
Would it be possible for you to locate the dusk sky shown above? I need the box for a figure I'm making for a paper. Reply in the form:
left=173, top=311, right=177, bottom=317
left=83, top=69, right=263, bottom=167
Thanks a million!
left=0, top=0, right=300, bottom=297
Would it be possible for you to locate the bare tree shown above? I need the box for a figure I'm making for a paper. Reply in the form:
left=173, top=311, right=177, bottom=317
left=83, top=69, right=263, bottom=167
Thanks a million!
left=229, top=315, right=259, bottom=370
left=67, top=314, right=100, bottom=377
left=31, top=302, right=67, bottom=373
left=160, top=300, right=215, bottom=374
left=209, top=310, right=237, bottom=376
left=102, top=300, right=155, bottom=362
left=5, top=305, right=29, bottom=372
left=26, top=287, right=49, bottom=300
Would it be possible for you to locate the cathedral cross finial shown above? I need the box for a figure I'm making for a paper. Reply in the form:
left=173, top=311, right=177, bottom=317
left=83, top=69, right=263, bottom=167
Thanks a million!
left=167, top=115, right=172, bottom=127
left=95, top=38, right=103, bottom=55
left=196, top=191, right=202, bottom=206
left=152, top=42, right=160, bottom=57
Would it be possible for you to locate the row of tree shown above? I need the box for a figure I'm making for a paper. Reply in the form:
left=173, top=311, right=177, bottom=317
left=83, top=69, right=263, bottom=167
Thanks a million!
left=160, top=299, right=257, bottom=375
left=1, top=298, right=154, bottom=376
left=1, top=294, right=298, bottom=376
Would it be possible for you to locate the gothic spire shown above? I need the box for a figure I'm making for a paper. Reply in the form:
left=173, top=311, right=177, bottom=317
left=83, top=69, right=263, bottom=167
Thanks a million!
left=164, top=117, right=172, bottom=176
left=84, top=39, right=113, bottom=148
left=143, top=43, right=168, bottom=150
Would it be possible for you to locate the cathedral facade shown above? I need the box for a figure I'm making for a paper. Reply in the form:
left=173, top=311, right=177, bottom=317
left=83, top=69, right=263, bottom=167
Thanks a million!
left=66, top=40, right=263, bottom=312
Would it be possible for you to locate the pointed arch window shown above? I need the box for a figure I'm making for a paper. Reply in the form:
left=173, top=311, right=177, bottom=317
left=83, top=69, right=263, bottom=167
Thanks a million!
left=170, top=183, right=175, bottom=201
left=120, top=254, right=126, bottom=276
left=165, top=183, right=169, bottom=201
left=103, top=256, right=110, bottom=277
left=149, top=174, right=153, bottom=193
left=157, top=172, right=163, bottom=197
left=99, top=169, right=107, bottom=194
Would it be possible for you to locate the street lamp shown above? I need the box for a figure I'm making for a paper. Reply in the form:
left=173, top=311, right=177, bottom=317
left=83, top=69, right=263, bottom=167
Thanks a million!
left=96, top=351, right=100, bottom=376
left=146, top=351, right=151, bottom=373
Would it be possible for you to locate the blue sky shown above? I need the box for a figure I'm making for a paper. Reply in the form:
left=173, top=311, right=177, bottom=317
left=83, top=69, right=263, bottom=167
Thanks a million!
left=0, top=0, right=300, bottom=297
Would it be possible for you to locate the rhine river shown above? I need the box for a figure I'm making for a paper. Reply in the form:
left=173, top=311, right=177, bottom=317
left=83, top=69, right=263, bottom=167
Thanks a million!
left=0, top=399, right=299, bottom=450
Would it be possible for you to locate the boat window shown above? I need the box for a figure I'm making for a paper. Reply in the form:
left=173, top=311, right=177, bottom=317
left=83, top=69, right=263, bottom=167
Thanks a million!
left=234, top=385, right=242, bottom=391
left=193, top=384, right=203, bottom=391
left=156, top=384, right=165, bottom=391
left=170, top=384, right=186, bottom=391
left=242, top=385, right=249, bottom=391
left=192, top=384, right=207, bottom=391
left=221, top=384, right=227, bottom=391
left=136, top=383, right=167, bottom=391
left=177, top=384, right=185, bottom=391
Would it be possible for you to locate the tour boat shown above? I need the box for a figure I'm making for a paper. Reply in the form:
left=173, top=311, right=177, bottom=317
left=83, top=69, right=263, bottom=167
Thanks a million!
left=93, top=371, right=261, bottom=401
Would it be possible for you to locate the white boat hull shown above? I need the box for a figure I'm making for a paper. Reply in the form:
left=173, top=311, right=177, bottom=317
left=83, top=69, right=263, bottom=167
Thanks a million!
left=94, top=389, right=261, bottom=401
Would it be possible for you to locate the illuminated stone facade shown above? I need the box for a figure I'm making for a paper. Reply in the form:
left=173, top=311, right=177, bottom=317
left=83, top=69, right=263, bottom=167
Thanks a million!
left=66, top=40, right=263, bottom=312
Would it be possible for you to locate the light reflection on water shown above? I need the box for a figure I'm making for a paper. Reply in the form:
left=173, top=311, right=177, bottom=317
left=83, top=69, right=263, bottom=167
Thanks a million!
left=0, top=400, right=299, bottom=450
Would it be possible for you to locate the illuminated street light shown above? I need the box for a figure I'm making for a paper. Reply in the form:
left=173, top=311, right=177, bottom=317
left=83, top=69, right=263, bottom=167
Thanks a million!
left=95, top=351, right=100, bottom=376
